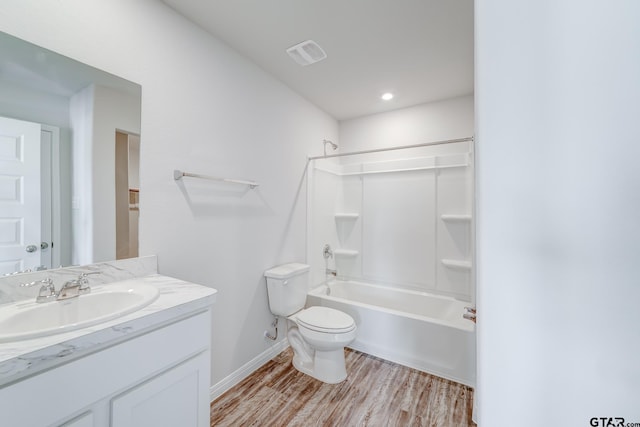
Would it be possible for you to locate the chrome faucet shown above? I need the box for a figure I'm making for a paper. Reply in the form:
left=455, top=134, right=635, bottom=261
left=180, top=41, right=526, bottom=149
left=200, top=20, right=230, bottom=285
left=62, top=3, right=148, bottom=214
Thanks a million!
left=30, top=271, right=99, bottom=303
left=323, top=244, right=337, bottom=277
left=57, top=272, right=99, bottom=301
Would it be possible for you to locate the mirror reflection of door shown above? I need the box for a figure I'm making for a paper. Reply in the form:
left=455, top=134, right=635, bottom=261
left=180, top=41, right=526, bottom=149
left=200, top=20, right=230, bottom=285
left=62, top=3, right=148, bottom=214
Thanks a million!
left=115, top=131, right=140, bottom=260
left=0, top=116, right=48, bottom=274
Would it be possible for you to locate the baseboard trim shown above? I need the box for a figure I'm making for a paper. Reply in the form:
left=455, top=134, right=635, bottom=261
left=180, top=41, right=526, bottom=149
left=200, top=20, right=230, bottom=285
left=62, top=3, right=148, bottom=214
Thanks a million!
left=210, top=339, right=289, bottom=402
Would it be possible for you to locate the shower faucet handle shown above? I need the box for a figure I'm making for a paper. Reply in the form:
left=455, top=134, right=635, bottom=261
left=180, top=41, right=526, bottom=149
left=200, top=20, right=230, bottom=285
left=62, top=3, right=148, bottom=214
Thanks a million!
left=323, top=244, right=333, bottom=259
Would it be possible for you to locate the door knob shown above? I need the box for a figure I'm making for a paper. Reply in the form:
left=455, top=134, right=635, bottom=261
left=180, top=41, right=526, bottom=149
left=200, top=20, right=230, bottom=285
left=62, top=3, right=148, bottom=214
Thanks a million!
left=41, top=242, right=49, bottom=250
left=26, top=244, right=38, bottom=253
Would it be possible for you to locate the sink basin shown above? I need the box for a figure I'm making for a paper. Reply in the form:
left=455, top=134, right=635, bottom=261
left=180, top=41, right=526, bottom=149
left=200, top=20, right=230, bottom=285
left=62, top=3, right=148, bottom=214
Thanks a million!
left=0, top=282, right=159, bottom=342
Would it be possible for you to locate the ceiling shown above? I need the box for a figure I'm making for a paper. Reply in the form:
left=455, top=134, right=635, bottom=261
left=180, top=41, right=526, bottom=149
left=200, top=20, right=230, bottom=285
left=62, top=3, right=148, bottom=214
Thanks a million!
left=162, top=0, right=474, bottom=121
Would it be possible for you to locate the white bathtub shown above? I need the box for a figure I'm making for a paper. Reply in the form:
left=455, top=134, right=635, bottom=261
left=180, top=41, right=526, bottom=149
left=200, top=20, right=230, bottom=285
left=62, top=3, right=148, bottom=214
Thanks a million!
left=307, top=280, right=476, bottom=387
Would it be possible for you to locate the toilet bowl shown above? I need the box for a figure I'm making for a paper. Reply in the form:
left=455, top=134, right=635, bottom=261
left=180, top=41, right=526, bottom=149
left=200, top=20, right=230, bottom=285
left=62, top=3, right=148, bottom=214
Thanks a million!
left=287, top=306, right=356, bottom=383
left=264, top=263, right=357, bottom=384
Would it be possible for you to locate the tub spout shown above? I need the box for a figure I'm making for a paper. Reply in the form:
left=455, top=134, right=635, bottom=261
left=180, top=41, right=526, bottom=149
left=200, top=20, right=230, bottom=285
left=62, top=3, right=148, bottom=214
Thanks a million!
left=325, top=268, right=337, bottom=277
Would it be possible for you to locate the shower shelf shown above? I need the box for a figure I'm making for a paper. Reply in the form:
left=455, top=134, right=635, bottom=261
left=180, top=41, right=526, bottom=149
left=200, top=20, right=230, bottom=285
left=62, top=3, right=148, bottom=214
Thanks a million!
left=334, top=249, right=359, bottom=257
left=314, top=153, right=469, bottom=177
left=441, top=259, right=472, bottom=270
left=441, top=214, right=472, bottom=222
left=335, top=213, right=359, bottom=220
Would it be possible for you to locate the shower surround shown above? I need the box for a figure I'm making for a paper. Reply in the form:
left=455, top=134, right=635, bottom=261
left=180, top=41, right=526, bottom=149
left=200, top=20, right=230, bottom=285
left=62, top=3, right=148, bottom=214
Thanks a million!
left=307, top=139, right=475, bottom=385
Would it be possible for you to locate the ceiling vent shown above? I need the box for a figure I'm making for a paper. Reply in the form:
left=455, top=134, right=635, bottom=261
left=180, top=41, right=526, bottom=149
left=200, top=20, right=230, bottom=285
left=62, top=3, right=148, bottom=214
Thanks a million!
left=286, top=40, right=327, bottom=66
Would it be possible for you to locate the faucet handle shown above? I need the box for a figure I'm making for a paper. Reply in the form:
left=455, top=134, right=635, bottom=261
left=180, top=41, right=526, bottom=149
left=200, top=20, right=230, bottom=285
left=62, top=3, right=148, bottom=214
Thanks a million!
left=20, top=277, right=48, bottom=287
left=77, top=271, right=99, bottom=293
left=463, top=313, right=476, bottom=323
left=78, top=271, right=99, bottom=280
left=36, top=277, right=58, bottom=303
left=463, top=306, right=477, bottom=323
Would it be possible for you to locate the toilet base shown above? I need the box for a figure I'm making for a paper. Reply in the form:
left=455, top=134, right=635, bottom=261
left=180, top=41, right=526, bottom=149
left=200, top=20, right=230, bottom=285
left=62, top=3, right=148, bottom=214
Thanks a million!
left=291, top=348, right=348, bottom=384
left=287, top=325, right=350, bottom=384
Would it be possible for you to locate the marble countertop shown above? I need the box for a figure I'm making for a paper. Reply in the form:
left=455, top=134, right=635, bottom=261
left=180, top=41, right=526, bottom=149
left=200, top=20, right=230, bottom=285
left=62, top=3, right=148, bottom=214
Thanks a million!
left=0, top=273, right=217, bottom=387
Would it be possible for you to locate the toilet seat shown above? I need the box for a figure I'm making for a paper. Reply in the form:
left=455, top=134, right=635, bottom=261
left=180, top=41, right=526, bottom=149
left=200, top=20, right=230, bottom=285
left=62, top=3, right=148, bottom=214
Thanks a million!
left=295, top=306, right=355, bottom=334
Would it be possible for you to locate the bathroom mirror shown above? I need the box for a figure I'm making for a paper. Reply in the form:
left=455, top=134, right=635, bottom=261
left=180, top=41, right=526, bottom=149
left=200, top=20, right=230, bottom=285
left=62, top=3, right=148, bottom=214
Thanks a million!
left=0, top=31, right=142, bottom=275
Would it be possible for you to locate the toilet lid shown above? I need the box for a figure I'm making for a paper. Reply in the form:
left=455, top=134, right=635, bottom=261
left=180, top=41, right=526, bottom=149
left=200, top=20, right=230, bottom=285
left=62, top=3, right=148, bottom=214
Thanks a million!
left=296, top=306, right=355, bottom=333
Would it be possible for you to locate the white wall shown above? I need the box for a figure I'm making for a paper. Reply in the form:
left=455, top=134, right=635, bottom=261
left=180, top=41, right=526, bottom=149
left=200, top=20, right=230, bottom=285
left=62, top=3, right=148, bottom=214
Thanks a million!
left=69, top=85, right=94, bottom=266
left=476, top=1, right=640, bottom=425
left=0, top=0, right=337, bottom=388
left=91, top=84, right=141, bottom=262
left=339, top=95, right=474, bottom=152
left=70, top=84, right=141, bottom=265
left=0, top=81, right=71, bottom=129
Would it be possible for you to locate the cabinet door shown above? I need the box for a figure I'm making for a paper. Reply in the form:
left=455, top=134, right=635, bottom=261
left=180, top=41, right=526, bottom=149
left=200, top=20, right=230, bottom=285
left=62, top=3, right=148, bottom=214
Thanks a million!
left=111, top=351, right=209, bottom=427
left=60, top=411, right=95, bottom=427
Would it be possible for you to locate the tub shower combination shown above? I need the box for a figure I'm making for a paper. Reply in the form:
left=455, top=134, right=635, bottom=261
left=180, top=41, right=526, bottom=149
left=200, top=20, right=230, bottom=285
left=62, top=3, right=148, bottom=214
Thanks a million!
left=308, top=279, right=475, bottom=386
left=306, top=138, right=476, bottom=387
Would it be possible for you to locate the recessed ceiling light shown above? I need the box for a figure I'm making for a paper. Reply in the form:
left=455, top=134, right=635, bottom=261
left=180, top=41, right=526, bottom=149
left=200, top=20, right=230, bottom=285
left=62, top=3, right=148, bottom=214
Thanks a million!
left=381, top=92, right=394, bottom=101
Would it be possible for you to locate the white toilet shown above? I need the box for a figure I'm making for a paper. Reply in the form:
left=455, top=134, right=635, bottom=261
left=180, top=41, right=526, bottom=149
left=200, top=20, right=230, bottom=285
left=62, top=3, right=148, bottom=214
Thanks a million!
left=264, top=263, right=357, bottom=384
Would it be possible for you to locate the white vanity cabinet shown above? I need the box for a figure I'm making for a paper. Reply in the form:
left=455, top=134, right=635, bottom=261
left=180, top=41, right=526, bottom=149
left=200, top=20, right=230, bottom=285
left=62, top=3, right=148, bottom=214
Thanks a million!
left=0, top=309, right=212, bottom=427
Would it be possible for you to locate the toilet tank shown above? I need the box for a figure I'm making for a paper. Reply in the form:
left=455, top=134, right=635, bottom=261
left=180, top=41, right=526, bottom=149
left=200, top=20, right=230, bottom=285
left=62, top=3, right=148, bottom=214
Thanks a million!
left=264, top=263, right=310, bottom=316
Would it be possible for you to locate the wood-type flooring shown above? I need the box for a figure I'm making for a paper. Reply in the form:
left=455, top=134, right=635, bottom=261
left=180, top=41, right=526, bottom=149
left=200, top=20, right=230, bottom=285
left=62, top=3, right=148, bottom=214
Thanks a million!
left=210, top=348, right=475, bottom=427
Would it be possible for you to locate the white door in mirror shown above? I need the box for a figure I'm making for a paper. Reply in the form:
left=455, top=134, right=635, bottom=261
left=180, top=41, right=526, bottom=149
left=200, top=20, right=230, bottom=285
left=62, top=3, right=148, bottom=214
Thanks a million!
left=0, top=116, right=41, bottom=274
